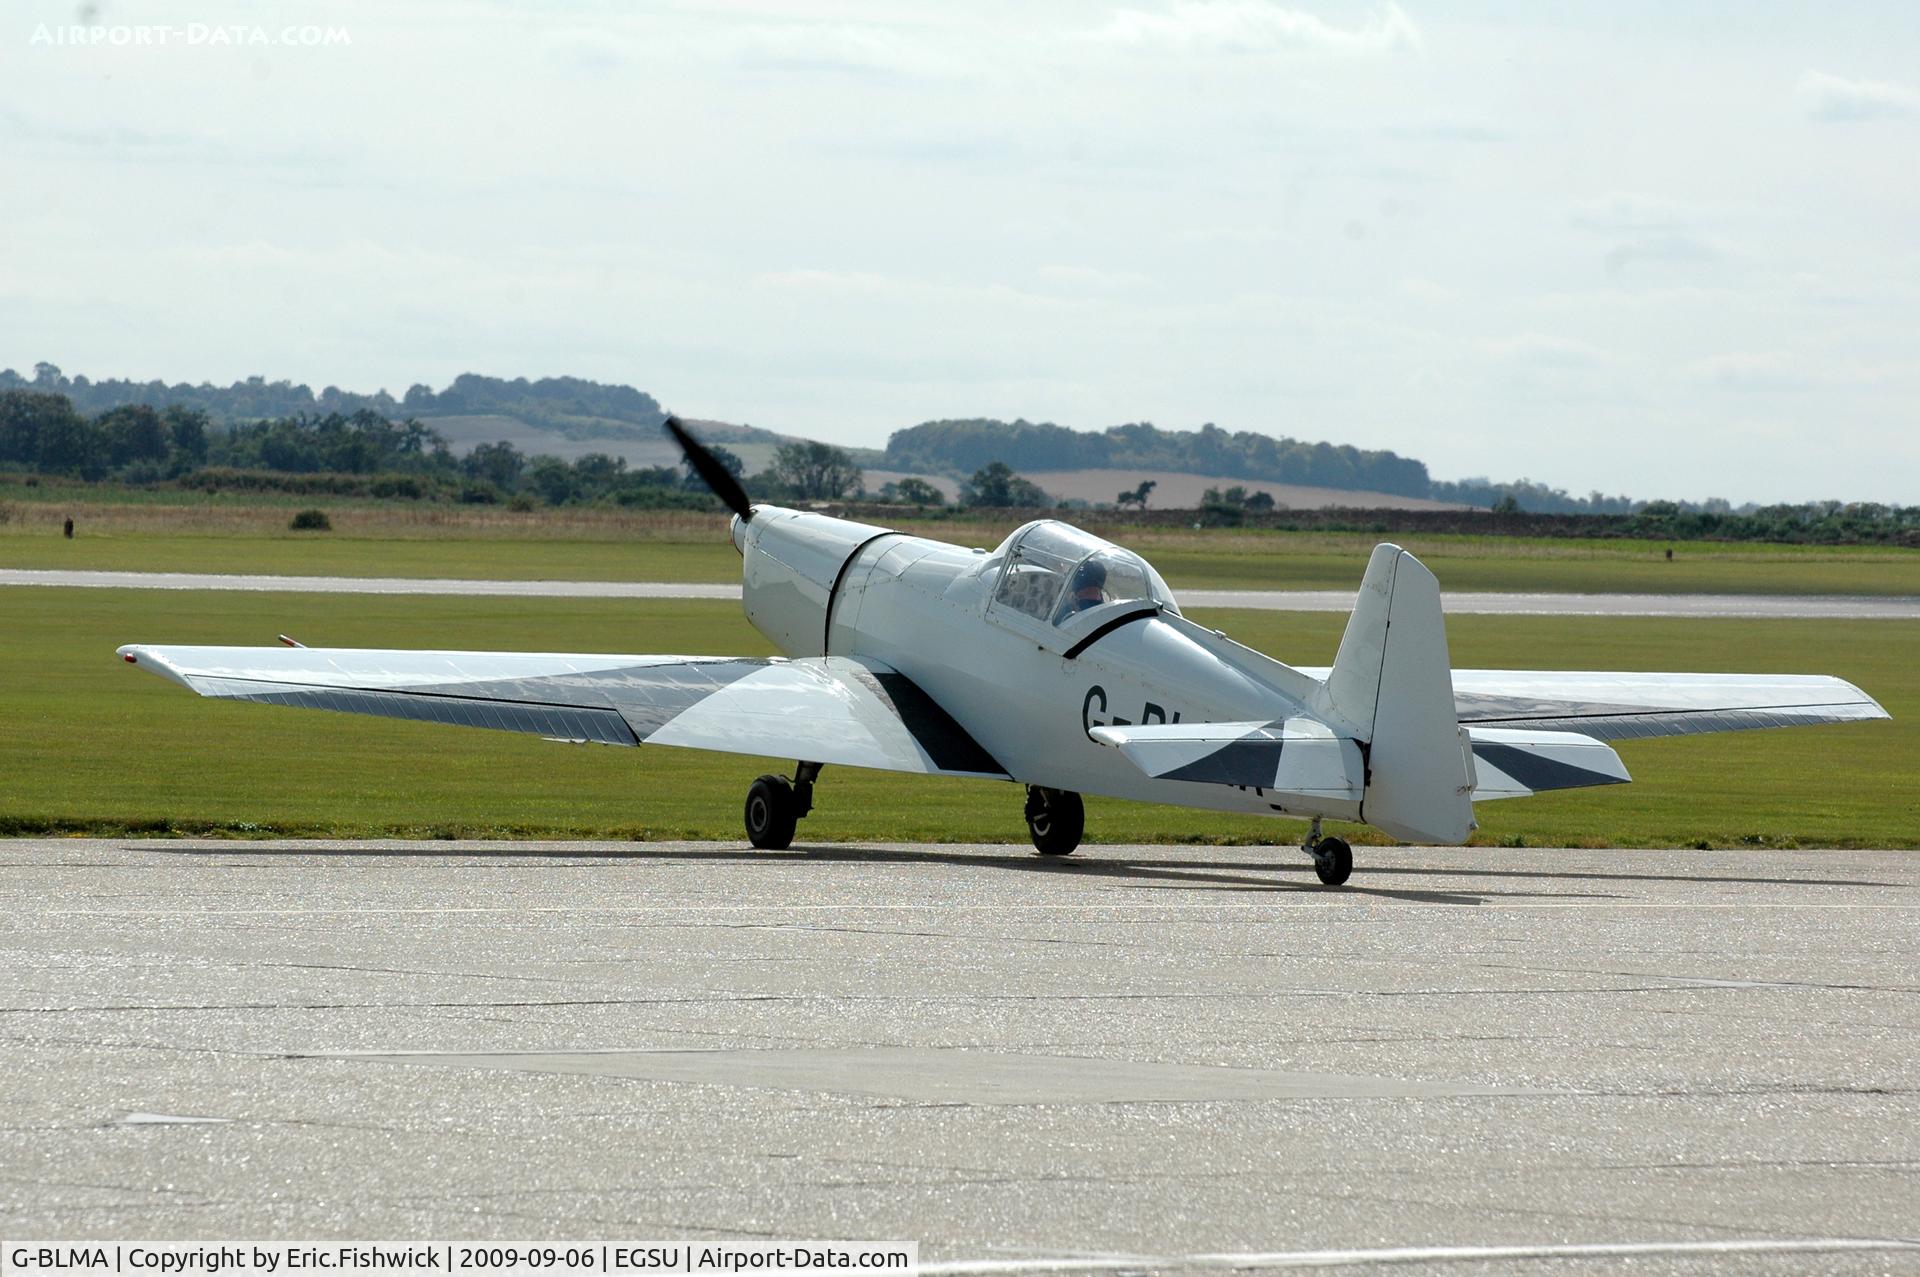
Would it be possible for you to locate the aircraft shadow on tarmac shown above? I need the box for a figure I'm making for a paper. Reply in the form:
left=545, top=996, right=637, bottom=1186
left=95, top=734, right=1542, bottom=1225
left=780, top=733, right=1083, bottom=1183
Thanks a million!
left=138, top=840, right=1900, bottom=905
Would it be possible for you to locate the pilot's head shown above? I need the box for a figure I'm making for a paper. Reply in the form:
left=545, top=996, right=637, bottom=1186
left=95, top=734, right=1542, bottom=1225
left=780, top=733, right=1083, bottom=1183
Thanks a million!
left=1071, top=557, right=1108, bottom=607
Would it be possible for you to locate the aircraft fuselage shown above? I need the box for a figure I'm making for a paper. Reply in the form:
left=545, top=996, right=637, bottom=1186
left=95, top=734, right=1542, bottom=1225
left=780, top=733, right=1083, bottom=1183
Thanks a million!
left=737, top=505, right=1358, bottom=825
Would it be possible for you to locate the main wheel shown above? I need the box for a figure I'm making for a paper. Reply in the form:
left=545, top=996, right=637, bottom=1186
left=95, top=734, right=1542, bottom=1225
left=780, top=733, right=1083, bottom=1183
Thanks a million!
left=1024, top=787, right=1084, bottom=856
left=745, top=774, right=798, bottom=850
left=1313, top=836, right=1353, bottom=886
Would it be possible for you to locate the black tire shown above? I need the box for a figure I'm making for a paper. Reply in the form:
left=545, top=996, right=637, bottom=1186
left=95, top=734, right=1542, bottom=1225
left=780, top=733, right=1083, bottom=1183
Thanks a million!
left=1025, top=786, right=1084, bottom=856
left=745, top=774, right=798, bottom=850
left=1313, top=836, right=1353, bottom=886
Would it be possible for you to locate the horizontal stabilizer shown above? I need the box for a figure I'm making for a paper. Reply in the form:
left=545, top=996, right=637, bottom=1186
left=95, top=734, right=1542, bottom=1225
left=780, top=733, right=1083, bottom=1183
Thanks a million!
left=1089, top=719, right=1363, bottom=799
left=1465, top=727, right=1630, bottom=800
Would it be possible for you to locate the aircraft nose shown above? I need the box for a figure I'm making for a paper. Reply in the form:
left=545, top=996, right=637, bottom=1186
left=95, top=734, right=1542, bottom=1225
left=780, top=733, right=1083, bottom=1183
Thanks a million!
left=730, top=513, right=748, bottom=554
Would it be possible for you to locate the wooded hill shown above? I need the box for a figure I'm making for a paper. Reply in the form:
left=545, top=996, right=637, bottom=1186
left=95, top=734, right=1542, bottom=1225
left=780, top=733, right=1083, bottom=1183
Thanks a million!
left=0, top=363, right=787, bottom=448
left=884, top=418, right=1432, bottom=500
left=0, top=362, right=1849, bottom=517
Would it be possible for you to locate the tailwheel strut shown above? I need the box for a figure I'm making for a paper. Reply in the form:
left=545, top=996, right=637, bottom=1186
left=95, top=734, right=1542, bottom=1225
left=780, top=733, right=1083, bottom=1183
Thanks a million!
left=1302, top=817, right=1353, bottom=886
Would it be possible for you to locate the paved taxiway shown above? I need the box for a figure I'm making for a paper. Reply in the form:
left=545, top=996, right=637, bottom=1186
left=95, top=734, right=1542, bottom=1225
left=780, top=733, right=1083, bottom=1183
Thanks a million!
left=3, top=839, right=1917, bottom=1270
left=6, top=567, right=1920, bottom=617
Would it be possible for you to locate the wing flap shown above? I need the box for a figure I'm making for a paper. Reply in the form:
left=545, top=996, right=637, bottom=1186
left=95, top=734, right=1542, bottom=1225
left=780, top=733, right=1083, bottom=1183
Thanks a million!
left=118, top=645, right=1006, bottom=779
left=185, top=677, right=640, bottom=746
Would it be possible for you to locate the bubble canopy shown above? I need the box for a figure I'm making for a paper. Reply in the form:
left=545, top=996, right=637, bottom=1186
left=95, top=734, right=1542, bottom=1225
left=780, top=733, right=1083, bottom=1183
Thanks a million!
left=983, top=520, right=1180, bottom=627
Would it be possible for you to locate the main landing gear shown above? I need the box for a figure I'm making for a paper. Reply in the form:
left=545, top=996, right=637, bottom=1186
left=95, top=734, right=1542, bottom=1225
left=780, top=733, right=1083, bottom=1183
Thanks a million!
left=1024, top=786, right=1084, bottom=856
left=744, top=761, right=821, bottom=850
left=1303, top=817, right=1353, bottom=886
left=1305, top=818, right=1351, bottom=887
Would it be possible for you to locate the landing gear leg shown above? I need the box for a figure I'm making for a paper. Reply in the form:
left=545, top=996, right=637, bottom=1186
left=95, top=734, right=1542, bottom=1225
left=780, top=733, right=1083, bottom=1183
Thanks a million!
left=1302, top=817, right=1353, bottom=886
left=744, top=761, right=821, bottom=850
left=1024, top=786, right=1084, bottom=856
left=792, top=761, right=820, bottom=818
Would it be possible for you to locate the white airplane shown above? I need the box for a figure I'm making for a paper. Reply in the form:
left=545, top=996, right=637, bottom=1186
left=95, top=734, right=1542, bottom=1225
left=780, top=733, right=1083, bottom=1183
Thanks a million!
left=119, top=421, right=1889, bottom=885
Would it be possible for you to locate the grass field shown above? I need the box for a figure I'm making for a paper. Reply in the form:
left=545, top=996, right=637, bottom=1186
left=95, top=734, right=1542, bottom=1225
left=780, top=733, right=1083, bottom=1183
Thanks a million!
left=5, top=498, right=1920, bottom=594
left=3, top=586, right=1912, bottom=849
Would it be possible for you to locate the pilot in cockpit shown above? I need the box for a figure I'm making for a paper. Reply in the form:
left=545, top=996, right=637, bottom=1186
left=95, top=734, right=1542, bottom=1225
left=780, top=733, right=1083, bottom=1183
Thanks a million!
left=1054, top=557, right=1108, bottom=623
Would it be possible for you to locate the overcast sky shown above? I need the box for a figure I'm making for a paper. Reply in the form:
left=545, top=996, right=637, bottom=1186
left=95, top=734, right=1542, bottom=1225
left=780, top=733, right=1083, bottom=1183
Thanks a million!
left=4, top=0, right=1916, bottom=501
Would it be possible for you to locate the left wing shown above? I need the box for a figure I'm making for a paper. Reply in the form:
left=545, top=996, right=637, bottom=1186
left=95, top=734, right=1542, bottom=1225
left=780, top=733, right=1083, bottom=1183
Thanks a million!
left=117, top=645, right=1007, bottom=779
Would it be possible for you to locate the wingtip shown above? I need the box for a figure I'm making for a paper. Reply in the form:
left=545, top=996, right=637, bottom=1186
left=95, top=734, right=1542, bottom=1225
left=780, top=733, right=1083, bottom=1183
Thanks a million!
left=116, top=644, right=193, bottom=689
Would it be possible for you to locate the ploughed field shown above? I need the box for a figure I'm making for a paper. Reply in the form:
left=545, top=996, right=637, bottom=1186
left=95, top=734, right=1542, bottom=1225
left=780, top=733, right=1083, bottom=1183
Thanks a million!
left=4, top=587, right=1912, bottom=849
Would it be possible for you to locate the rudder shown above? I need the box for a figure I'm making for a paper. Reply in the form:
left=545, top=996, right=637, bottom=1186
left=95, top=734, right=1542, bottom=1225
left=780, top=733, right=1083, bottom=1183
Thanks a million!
left=1318, top=544, right=1475, bottom=844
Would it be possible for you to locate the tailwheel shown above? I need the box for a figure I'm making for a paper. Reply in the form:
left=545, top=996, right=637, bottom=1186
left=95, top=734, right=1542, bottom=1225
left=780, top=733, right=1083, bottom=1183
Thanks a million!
left=1302, top=817, right=1353, bottom=885
left=1024, top=786, right=1084, bottom=856
left=1312, top=836, right=1353, bottom=886
left=744, top=775, right=798, bottom=850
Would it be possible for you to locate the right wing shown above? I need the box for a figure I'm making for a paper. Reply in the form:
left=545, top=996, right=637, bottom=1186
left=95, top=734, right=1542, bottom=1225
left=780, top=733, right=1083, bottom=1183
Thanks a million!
left=1288, top=667, right=1888, bottom=741
left=117, top=645, right=1008, bottom=779
left=1443, top=671, right=1889, bottom=740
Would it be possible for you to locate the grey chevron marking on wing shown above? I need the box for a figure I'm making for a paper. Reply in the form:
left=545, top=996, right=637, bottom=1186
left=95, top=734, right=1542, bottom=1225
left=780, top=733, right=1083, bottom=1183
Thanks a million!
left=403, top=659, right=771, bottom=738
left=846, top=666, right=1008, bottom=778
left=1455, top=694, right=1651, bottom=723
left=1470, top=741, right=1628, bottom=792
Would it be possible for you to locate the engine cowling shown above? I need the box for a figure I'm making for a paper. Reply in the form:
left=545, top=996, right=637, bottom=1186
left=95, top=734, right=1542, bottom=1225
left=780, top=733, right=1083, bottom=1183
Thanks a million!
left=735, top=506, right=894, bottom=657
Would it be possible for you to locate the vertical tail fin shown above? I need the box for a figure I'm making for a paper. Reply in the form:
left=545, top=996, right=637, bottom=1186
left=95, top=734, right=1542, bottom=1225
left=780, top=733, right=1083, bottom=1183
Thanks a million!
left=1318, top=544, right=1476, bottom=844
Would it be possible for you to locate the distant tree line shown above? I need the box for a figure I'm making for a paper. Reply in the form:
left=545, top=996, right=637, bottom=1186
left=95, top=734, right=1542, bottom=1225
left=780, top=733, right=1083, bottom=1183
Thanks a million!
left=0, top=389, right=884, bottom=512
left=6, top=364, right=1905, bottom=525
left=0, top=364, right=672, bottom=444
left=886, top=419, right=1877, bottom=520
left=1620, top=500, right=1919, bottom=545
left=1180, top=498, right=1918, bottom=543
left=885, top=419, right=1433, bottom=499
left=1430, top=476, right=1643, bottom=514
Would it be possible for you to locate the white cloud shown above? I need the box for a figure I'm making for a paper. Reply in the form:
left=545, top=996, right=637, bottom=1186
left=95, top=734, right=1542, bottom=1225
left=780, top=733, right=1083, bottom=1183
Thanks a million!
left=1796, top=71, right=1920, bottom=123
left=1689, top=352, right=1815, bottom=392
left=1088, top=1, right=1420, bottom=56
left=1036, top=265, right=1151, bottom=291
left=1481, top=334, right=1615, bottom=367
left=1604, top=234, right=1722, bottom=277
left=1382, top=122, right=1508, bottom=144
left=540, top=29, right=630, bottom=74
left=730, top=22, right=945, bottom=78
left=755, top=269, right=896, bottom=293
left=1687, top=351, right=1887, bottom=393
left=1398, top=276, right=1455, bottom=302
left=1571, top=192, right=1695, bottom=235
left=752, top=269, right=1077, bottom=313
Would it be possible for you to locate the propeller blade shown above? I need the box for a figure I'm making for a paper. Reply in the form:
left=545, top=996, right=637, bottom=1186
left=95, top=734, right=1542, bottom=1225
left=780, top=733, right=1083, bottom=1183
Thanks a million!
left=663, top=415, right=753, bottom=521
